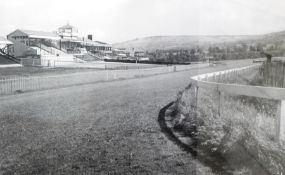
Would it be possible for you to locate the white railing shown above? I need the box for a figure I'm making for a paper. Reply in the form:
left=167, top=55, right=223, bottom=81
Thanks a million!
left=0, top=65, right=185, bottom=96
left=189, top=64, right=285, bottom=142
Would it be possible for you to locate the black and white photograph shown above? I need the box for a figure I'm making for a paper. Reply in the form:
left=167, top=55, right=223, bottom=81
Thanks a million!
left=1, top=0, right=285, bottom=174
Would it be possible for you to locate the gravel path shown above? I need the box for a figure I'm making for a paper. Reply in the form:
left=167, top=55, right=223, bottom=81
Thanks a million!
left=0, top=60, right=254, bottom=174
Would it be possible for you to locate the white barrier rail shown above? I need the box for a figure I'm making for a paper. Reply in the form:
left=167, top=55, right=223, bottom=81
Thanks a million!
left=189, top=64, right=285, bottom=142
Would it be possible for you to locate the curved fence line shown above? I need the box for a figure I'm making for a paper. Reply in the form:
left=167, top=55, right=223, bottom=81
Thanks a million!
left=191, top=64, right=285, bottom=100
left=189, top=63, right=285, bottom=141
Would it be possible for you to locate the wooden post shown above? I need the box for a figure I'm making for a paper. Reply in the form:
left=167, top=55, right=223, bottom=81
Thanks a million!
left=276, top=100, right=285, bottom=142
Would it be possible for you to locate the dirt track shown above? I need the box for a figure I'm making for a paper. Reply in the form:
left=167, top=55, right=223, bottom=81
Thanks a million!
left=0, top=60, right=255, bottom=174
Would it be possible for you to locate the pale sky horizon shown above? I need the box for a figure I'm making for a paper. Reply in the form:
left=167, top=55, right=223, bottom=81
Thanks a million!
left=1, top=0, right=285, bottom=43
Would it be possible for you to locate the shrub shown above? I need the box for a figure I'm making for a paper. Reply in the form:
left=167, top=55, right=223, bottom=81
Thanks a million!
left=173, top=85, right=285, bottom=174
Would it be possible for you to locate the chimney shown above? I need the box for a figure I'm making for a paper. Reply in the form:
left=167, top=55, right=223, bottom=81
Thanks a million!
left=88, top=35, right=93, bottom=41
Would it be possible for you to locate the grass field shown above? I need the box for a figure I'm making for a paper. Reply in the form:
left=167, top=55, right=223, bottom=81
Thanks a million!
left=0, top=67, right=213, bottom=174
left=0, top=59, right=257, bottom=174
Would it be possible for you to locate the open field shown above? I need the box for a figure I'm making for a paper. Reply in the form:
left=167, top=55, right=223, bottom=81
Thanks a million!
left=0, top=60, right=256, bottom=174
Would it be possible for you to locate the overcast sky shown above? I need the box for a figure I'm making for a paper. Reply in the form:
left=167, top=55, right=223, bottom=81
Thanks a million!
left=1, top=0, right=285, bottom=43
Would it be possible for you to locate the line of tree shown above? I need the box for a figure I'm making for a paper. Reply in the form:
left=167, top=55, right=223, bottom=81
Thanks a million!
left=147, top=42, right=285, bottom=63
left=147, top=48, right=205, bottom=63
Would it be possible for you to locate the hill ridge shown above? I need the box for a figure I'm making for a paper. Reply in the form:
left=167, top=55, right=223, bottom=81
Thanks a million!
left=113, top=30, right=285, bottom=51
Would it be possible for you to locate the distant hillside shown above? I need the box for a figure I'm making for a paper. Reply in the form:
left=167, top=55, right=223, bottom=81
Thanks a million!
left=113, top=35, right=258, bottom=51
left=257, top=30, right=285, bottom=44
left=113, top=31, right=285, bottom=51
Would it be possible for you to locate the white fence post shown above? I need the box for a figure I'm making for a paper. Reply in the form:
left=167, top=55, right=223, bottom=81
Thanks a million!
left=277, top=100, right=285, bottom=142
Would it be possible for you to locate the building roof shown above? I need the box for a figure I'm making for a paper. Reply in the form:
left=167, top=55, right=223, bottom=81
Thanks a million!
left=79, top=37, right=110, bottom=46
left=58, top=24, right=78, bottom=31
left=20, top=29, right=60, bottom=40
left=7, top=29, right=60, bottom=40
left=0, top=36, right=13, bottom=45
left=95, top=41, right=108, bottom=45
left=61, top=37, right=111, bottom=47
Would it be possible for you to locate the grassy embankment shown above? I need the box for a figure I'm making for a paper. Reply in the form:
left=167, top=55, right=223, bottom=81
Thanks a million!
left=170, top=63, right=285, bottom=174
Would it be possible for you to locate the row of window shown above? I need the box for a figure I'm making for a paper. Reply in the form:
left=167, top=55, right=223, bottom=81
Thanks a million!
left=92, top=47, right=112, bottom=51
left=12, top=36, right=28, bottom=40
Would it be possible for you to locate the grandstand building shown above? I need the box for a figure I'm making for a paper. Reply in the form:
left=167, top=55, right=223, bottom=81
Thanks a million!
left=6, top=23, right=112, bottom=60
left=57, top=24, right=112, bottom=55
left=7, top=29, right=61, bottom=57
